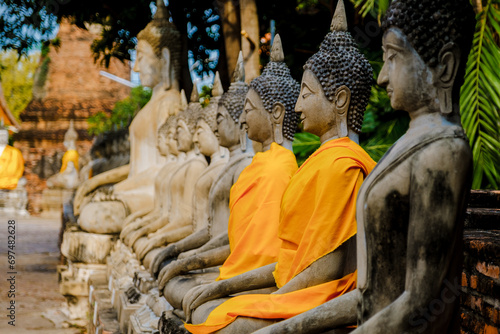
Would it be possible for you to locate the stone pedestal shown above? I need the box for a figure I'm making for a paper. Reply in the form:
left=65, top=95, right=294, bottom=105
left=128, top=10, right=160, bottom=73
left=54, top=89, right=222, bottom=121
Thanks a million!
left=129, top=290, right=172, bottom=334
left=58, top=261, right=108, bottom=320
left=0, top=187, right=29, bottom=217
left=61, top=229, right=117, bottom=263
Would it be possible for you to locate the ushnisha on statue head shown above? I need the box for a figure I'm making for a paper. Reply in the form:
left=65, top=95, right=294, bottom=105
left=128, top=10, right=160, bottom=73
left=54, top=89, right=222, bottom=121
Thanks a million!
left=296, top=0, right=372, bottom=144
left=134, top=0, right=181, bottom=88
left=217, top=52, right=249, bottom=151
left=379, top=0, right=475, bottom=120
left=244, top=34, right=301, bottom=149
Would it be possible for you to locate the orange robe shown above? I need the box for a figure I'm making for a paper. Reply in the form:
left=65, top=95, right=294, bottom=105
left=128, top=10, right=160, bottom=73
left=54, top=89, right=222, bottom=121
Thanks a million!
left=60, top=149, right=79, bottom=172
left=217, top=142, right=298, bottom=281
left=186, top=137, right=376, bottom=334
left=0, top=145, right=24, bottom=190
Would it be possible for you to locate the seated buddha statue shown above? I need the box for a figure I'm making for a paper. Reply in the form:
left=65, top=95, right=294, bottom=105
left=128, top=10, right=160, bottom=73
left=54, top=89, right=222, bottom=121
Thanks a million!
left=0, top=126, right=24, bottom=190
left=133, top=76, right=230, bottom=265
left=253, top=0, right=475, bottom=333
left=122, top=90, right=208, bottom=256
left=74, top=0, right=181, bottom=234
left=46, top=120, right=80, bottom=189
left=154, top=35, right=301, bottom=315
left=120, top=112, right=185, bottom=248
left=180, top=2, right=375, bottom=333
left=148, top=53, right=255, bottom=304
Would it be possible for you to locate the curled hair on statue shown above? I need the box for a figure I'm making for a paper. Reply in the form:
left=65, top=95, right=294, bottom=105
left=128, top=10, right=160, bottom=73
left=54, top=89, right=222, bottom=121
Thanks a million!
left=137, top=0, right=181, bottom=81
left=219, top=83, right=249, bottom=124
left=177, top=103, right=203, bottom=135
left=304, top=30, right=373, bottom=134
left=249, top=35, right=300, bottom=141
left=381, top=0, right=475, bottom=92
left=158, top=115, right=178, bottom=137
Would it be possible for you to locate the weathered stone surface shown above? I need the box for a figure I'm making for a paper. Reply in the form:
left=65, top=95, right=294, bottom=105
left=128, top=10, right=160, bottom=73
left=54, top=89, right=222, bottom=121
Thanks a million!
left=61, top=230, right=117, bottom=264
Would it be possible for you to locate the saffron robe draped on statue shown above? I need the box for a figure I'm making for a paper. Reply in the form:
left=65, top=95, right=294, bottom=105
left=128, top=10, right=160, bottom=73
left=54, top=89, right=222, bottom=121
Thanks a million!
left=60, top=149, right=79, bottom=172
left=0, top=145, right=24, bottom=190
left=185, top=137, right=376, bottom=334
left=217, top=142, right=298, bottom=281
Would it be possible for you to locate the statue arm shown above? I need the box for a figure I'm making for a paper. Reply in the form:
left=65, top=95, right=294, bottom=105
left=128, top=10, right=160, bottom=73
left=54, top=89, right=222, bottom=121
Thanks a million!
left=150, top=229, right=211, bottom=277
left=275, top=237, right=354, bottom=295
left=252, top=290, right=359, bottom=334
left=182, top=262, right=277, bottom=321
left=136, top=225, right=194, bottom=260
left=350, top=141, right=471, bottom=334
left=158, top=245, right=231, bottom=291
left=73, top=164, right=130, bottom=215
left=178, top=231, right=229, bottom=259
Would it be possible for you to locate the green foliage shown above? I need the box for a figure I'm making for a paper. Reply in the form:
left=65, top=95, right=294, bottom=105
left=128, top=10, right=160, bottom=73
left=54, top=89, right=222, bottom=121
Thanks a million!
left=460, top=0, right=500, bottom=189
left=87, top=86, right=152, bottom=135
left=199, top=85, right=212, bottom=108
left=0, top=50, right=39, bottom=120
left=349, top=0, right=389, bottom=23
left=293, top=132, right=321, bottom=165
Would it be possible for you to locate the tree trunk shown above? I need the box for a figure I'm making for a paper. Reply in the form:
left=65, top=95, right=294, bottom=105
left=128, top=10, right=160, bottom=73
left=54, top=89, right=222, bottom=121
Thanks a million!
left=239, top=0, right=260, bottom=82
left=218, top=0, right=242, bottom=84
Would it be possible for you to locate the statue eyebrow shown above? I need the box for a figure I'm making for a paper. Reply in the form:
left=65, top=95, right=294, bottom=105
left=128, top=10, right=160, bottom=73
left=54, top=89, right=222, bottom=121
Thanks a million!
left=384, top=43, right=405, bottom=52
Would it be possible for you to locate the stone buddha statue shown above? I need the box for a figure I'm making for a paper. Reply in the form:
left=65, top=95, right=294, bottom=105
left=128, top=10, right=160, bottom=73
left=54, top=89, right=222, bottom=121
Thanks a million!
left=74, top=0, right=181, bottom=234
left=0, top=126, right=24, bottom=190
left=125, top=90, right=208, bottom=259
left=253, top=0, right=475, bottom=333
left=179, top=2, right=375, bottom=333
left=134, top=76, right=230, bottom=265
left=120, top=91, right=189, bottom=246
left=149, top=53, right=254, bottom=299
left=154, top=36, right=302, bottom=317
left=46, top=120, right=80, bottom=190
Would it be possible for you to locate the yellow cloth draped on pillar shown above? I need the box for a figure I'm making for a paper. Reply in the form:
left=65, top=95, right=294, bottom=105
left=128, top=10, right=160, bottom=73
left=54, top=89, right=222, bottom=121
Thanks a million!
left=60, top=149, right=79, bottom=172
left=185, top=137, right=375, bottom=334
left=0, top=145, right=24, bottom=190
left=217, top=143, right=298, bottom=281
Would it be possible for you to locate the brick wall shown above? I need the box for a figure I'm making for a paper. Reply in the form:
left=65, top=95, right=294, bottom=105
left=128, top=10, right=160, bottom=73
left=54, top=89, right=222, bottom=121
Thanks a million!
left=461, top=190, right=500, bottom=334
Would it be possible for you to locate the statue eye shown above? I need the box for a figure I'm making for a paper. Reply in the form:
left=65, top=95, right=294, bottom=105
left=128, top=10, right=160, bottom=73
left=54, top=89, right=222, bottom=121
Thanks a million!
left=302, top=93, right=312, bottom=99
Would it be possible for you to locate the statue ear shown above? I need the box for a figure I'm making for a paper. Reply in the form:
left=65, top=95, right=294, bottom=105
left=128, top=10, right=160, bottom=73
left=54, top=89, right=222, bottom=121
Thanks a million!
left=437, top=43, right=459, bottom=114
left=161, top=47, right=171, bottom=89
left=272, top=102, right=285, bottom=145
left=335, top=85, right=350, bottom=137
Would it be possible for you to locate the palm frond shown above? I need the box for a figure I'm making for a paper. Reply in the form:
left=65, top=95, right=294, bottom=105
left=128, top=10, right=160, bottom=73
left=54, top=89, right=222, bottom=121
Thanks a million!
left=460, top=0, right=500, bottom=189
left=349, top=0, right=389, bottom=23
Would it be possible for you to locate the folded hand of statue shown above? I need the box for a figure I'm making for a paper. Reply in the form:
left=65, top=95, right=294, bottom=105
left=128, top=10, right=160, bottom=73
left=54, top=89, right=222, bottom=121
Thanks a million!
left=150, top=244, right=177, bottom=277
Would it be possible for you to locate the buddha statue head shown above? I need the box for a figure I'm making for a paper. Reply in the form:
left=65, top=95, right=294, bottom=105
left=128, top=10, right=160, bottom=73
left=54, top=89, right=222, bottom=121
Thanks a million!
left=63, top=120, right=78, bottom=151
left=193, top=73, right=224, bottom=158
left=177, top=88, right=203, bottom=153
left=242, top=34, right=300, bottom=150
left=379, top=0, right=474, bottom=122
left=157, top=118, right=173, bottom=157
left=296, top=0, right=372, bottom=144
left=217, top=52, right=249, bottom=150
left=134, top=0, right=181, bottom=89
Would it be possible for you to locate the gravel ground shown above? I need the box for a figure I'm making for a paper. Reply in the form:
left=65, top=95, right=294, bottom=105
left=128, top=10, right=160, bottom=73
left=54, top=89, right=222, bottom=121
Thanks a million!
left=0, top=215, right=84, bottom=334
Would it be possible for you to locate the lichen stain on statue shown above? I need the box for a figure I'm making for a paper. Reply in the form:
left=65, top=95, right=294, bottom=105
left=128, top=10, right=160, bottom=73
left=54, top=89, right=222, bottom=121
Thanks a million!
left=0, top=124, right=29, bottom=216
left=252, top=0, right=476, bottom=333
left=75, top=0, right=182, bottom=234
